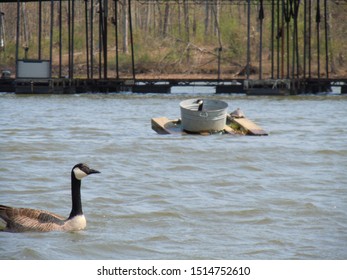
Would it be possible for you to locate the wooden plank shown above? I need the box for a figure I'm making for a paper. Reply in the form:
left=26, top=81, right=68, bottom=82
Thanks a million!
left=151, top=117, right=171, bottom=134
left=231, top=118, right=268, bottom=136
left=223, top=125, right=237, bottom=135
left=151, top=117, right=184, bottom=135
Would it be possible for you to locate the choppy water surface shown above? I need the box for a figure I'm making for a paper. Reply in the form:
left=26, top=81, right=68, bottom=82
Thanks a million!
left=0, top=90, right=346, bottom=259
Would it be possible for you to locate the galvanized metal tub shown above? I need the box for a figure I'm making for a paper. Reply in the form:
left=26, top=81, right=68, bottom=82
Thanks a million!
left=179, top=99, right=228, bottom=132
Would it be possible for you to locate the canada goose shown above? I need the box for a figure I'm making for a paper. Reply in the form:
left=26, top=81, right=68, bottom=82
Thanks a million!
left=196, top=99, right=204, bottom=111
left=0, top=163, right=100, bottom=233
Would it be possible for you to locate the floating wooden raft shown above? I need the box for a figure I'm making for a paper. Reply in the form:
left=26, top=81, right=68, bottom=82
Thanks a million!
left=151, top=115, right=268, bottom=136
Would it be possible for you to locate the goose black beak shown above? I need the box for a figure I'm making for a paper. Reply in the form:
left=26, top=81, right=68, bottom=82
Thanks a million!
left=88, top=169, right=100, bottom=175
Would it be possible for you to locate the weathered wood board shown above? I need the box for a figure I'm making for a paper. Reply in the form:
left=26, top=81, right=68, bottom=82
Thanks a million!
left=231, top=118, right=268, bottom=136
left=151, top=117, right=185, bottom=135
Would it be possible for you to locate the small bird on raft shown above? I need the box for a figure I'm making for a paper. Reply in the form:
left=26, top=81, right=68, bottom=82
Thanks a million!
left=230, top=108, right=245, bottom=118
left=195, top=99, right=204, bottom=111
left=0, top=163, right=100, bottom=233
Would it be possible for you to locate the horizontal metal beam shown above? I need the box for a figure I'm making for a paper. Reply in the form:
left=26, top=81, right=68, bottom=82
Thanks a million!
left=0, top=0, right=56, bottom=2
left=1, top=0, right=347, bottom=5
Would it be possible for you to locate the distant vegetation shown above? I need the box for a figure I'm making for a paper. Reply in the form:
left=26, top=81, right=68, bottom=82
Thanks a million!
left=0, top=0, right=346, bottom=79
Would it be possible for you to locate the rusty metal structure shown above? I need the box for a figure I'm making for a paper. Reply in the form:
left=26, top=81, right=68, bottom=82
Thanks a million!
left=0, top=0, right=347, bottom=94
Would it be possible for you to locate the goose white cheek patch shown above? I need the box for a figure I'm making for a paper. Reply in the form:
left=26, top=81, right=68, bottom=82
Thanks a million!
left=73, top=168, right=87, bottom=180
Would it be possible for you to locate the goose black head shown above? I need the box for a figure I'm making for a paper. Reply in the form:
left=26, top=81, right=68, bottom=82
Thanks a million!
left=195, top=99, right=204, bottom=111
left=72, top=163, right=100, bottom=180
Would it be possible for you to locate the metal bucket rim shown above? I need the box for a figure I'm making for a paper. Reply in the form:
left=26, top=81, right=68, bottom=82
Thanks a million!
left=179, top=98, right=228, bottom=112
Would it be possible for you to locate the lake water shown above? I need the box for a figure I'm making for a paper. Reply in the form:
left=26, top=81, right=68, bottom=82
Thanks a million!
left=0, top=89, right=346, bottom=260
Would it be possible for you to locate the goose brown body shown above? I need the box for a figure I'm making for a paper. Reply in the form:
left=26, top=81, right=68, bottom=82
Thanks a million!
left=0, top=205, right=68, bottom=232
left=0, top=163, right=99, bottom=233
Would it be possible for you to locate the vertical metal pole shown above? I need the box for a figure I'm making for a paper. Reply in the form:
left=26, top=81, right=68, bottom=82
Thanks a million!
left=324, top=0, right=329, bottom=78
left=68, top=0, right=71, bottom=78
left=276, top=0, right=280, bottom=78
left=303, top=0, right=307, bottom=78
left=294, top=1, right=300, bottom=79
left=91, top=0, right=94, bottom=79
left=50, top=0, right=53, bottom=78
left=308, top=0, right=312, bottom=77
left=292, top=14, right=295, bottom=79
left=98, top=0, right=102, bottom=79
left=258, top=0, right=264, bottom=80
left=271, top=0, right=274, bottom=79
left=59, top=0, right=62, bottom=77
left=316, top=0, right=321, bottom=79
left=284, top=0, right=290, bottom=78
left=71, top=0, right=75, bottom=79
left=296, top=12, right=300, bottom=79
left=85, top=0, right=90, bottom=79
left=15, top=0, right=20, bottom=78
left=103, top=0, right=108, bottom=79
left=217, top=48, right=221, bottom=81
left=281, top=7, right=284, bottom=79
left=38, top=0, right=42, bottom=60
left=280, top=0, right=284, bottom=79
left=128, top=0, right=135, bottom=80
left=246, top=0, right=251, bottom=79
left=114, top=0, right=119, bottom=79
left=286, top=14, right=289, bottom=78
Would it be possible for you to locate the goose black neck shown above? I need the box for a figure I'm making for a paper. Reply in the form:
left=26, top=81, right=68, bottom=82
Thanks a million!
left=68, top=174, right=83, bottom=219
